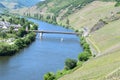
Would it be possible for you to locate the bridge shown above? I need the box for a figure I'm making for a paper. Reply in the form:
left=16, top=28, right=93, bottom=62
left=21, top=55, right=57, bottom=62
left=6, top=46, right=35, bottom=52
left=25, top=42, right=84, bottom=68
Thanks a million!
left=27, top=29, right=79, bottom=39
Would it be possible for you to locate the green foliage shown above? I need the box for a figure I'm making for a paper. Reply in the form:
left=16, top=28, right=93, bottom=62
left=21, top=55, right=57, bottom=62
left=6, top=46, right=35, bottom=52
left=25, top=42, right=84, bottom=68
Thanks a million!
left=115, top=0, right=120, bottom=7
left=37, top=0, right=95, bottom=17
left=115, top=2, right=120, bottom=7
left=0, top=16, right=37, bottom=56
left=9, top=26, right=14, bottom=33
left=115, top=0, right=120, bottom=2
left=17, top=28, right=27, bottom=37
left=0, top=44, right=18, bottom=56
left=2, top=18, right=5, bottom=21
left=78, top=37, right=92, bottom=61
left=44, top=72, right=56, bottom=80
left=15, top=39, right=25, bottom=49
left=65, top=58, right=77, bottom=70
left=0, top=32, right=36, bottom=56
left=0, top=31, right=7, bottom=38
left=78, top=51, right=90, bottom=61
left=15, top=32, right=35, bottom=49
left=66, top=19, right=69, bottom=25
left=80, top=37, right=86, bottom=45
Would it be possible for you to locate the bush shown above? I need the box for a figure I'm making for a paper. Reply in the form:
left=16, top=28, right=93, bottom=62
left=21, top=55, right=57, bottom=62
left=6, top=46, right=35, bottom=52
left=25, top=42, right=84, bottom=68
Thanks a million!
left=78, top=51, right=90, bottom=61
left=0, top=44, right=18, bottom=56
left=83, top=43, right=90, bottom=50
left=115, top=2, right=120, bottom=7
left=44, top=72, right=56, bottom=80
left=0, top=32, right=7, bottom=38
left=65, top=58, right=77, bottom=70
left=15, top=39, right=25, bottom=49
left=17, top=28, right=27, bottom=37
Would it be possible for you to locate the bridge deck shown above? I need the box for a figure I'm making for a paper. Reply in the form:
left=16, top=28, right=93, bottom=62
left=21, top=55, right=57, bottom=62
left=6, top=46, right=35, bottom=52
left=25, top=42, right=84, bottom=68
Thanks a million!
left=28, top=30, right=78, bottom=35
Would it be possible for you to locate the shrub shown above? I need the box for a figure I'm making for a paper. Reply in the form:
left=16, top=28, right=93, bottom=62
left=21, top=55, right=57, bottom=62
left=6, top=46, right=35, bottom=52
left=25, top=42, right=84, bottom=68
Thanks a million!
left=0, top=44, right=18, bottom=56
left=78, top=52, right=90, bottom=61
left=115, top=2, right=120, bottom=7
left=83, top=43, right=90, bottom=50
left=65, top=58, right=77, bottom=70
left=44, top=72, right=56, bottom=80
left=15, top=39, right=25, bottom=49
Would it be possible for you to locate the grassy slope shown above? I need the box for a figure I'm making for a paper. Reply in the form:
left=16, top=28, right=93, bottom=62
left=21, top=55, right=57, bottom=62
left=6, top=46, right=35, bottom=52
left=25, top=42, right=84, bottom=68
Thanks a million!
left=59, top=1, right=120, bottom=30
left=89, top=20, right=120, bottom=53
left=59, top=50, right=120, bottom=80
left=59, top=14, right=120, bottom=80
left=12, top=0, right=120, bottom=79
left=59, top=1, right=120, bottom=80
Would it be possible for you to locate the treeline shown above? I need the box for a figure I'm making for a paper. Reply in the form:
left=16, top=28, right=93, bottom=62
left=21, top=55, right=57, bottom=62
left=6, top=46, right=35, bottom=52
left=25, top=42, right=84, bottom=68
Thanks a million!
left=115, top=0, right=120, bottom=7
left=25, top=13, right=58, bottom=25
left=0, top=16, right=38, bottom=56
left=9, top=17, right=38, bottom=30
left=62, top=0, right=94, bottom=18
left=43, top=36, right=92, bottom=80
left=0, top=32, right=36, bottom=56
left=37, top=0, right=94, bottom=17
left=24, top=12, right=73, bottom=30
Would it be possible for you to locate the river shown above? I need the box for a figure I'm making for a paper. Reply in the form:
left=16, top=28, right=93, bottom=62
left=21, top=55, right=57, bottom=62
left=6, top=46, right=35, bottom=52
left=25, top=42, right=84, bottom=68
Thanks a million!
left=0, top=19, right=83, bottom=80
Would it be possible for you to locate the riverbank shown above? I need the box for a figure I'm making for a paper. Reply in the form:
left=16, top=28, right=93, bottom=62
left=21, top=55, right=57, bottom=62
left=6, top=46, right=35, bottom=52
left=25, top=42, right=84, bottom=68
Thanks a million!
left=43, top=35, right=92, bottom=80
left=0, top=18, right=82, bottom=80
left=12, top=0, right=120, bottom=79
left=26, top=14, right=93, bottom=80
left=0, top=15, right=38, bottom=56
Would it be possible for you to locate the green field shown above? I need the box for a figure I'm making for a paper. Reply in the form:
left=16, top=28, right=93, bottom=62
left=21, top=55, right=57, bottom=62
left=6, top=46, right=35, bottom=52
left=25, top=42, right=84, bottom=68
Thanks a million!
left=59, top=50, right=120, bottom=80
left=62, top=1, right=120, bottom=30
left=89, top=20, right=120, bottom=53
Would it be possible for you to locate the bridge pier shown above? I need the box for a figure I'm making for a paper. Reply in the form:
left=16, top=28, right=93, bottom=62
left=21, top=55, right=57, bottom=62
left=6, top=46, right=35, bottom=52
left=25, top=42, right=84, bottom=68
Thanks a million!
left=39, top=33, right=43, bottom=40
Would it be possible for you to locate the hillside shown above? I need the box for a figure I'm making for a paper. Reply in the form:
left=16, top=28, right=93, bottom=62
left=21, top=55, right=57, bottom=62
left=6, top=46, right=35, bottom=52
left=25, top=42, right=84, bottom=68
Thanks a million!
left=59, top=19, right=120, bottom=80
left=12, top=0, right=120, bottom=80
left=13, top=0, right=119, bottom=30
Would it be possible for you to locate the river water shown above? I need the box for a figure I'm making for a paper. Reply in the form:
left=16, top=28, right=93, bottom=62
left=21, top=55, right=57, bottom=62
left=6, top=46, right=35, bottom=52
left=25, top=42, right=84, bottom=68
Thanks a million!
left=0, top=19, right=83, bottom=80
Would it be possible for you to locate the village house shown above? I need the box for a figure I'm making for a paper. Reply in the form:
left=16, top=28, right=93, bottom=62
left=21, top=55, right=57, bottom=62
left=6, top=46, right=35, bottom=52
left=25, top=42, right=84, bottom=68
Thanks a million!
left=0, top=21, right=22, bottom=30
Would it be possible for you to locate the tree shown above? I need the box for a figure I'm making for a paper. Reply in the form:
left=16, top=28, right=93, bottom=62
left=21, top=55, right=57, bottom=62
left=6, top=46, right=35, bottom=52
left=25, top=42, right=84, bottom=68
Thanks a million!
left=44, top=72, right=56, bottom=80
left=46, top=15, right=51, bottom=20
left=116, top=0, right=120, bottom=2
left=20, top=18, right=26, bottom=26
left=17, top=28, right=27, bottom=37
left=66, top=18, right=69, bottom=25
left=15, top=39, right=25, bottom=49
left=0, top=32, right=7, bottom=38
left=65, top=58, right=77, bottom=70
left=9, top=26, right=14, bottom=33
left=78, top=52, right=90, bottom=61
left=115, top=0, right=120, bottom=7
left=27, top=32, right=36, bottom=41
left=9, top=18, right=13, bottom=23
left=83, top=43, right=90, bottom=50
left=2, top=18, right=5, bottom=21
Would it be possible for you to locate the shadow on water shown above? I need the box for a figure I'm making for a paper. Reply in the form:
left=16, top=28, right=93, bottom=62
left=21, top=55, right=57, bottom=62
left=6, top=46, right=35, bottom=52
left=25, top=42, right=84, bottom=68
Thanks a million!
left=0, top=56, right=11, bottom=75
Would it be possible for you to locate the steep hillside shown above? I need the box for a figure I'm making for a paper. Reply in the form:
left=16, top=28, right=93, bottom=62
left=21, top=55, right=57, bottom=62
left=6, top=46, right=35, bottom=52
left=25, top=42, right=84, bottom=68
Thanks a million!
left=59, top=17, right=120, bottom=80
left=12, top=0, right=95, bottom=16
left=13, top=0, right=119, bottom=30
left=12, top=0, right=120, bottom=79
